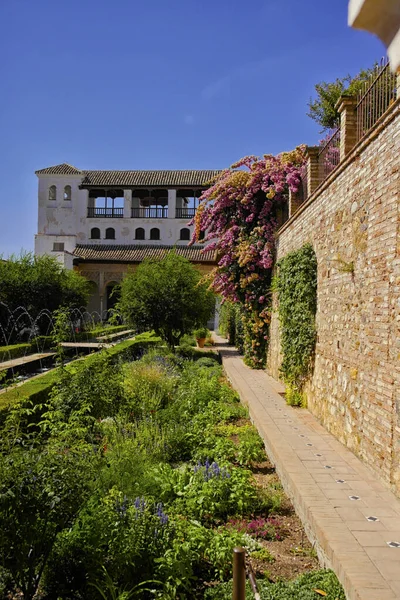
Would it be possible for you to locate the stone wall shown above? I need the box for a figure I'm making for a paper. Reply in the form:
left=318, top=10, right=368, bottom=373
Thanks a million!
left=267, top=100, right=400, bottom=493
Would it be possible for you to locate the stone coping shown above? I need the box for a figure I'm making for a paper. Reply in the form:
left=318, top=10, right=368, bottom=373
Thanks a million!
left=215, top=335, right=400, bottom=600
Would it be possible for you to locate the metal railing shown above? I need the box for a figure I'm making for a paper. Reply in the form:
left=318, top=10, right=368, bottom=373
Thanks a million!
left=318, top=128, right=341, bottom=184
left=232, top=547, right=261, bottom=600
left=87, top=207, right=124, bottom=218
left=356, top=58, right=397, bottom=141
left=175, top=207, right=196, bottom=219
left=131, top=207, right=168, bottom=218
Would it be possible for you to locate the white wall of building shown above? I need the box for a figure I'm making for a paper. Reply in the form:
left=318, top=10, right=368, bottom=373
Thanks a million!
left=35, top=173, right=197, bottom=260
left=349, top=0, right=400, bottom=70
left=85, top=217, right=194, bottom=245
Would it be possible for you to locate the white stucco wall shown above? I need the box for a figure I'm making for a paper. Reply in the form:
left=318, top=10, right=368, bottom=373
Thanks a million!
left=35, top=174, right=196, bottom=259
left=349, top=0, right=400, bottom=69
left=34, top=234, right=77, bottom=256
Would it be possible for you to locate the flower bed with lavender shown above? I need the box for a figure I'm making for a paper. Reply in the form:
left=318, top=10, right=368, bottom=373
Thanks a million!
left=0, top=348, right=344, bottom=599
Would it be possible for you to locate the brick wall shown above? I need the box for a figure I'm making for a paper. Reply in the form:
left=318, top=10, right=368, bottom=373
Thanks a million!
left=267, top=101, right=400, bottom=492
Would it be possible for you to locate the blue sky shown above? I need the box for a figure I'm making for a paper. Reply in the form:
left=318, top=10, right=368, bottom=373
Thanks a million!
left=0, top=0, right=384, bottom=256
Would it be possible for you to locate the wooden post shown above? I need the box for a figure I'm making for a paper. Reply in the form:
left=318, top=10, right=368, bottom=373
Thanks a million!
left=232, top=547, right=246, bottom=600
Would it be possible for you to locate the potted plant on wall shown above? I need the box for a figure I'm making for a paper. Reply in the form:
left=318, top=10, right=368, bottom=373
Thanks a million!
left=193, top=326, right=209, bottom=349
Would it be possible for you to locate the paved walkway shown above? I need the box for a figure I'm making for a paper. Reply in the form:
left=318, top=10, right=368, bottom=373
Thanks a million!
left=0, top=352, right=55, bottom=371
left=215, top=335, right=400, bottom=600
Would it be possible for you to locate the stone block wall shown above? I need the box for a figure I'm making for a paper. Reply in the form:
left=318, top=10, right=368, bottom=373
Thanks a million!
left=267, top=101, right=400, bottom=492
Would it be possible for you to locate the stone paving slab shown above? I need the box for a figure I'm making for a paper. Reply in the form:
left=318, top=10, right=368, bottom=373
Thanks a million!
left=60, top=342, right=114, bottom=349
left=214, top=335, right=400, bottom=600
left=0, top=352, right=56, bottom=370
left=95, top=329, right=134, bottom=341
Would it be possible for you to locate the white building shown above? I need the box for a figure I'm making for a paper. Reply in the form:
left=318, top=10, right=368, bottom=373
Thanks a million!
left=34, top=163, right=220, bottom=315
left=349, top=0, right=400, bottom=70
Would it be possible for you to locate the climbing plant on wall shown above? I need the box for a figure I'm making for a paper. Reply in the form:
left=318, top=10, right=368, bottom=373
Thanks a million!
left=193, top=148, right=306, bottom=368
left=273, top=243, right=318, bottom=405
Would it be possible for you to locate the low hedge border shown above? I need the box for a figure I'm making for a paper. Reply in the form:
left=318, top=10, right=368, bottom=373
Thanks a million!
left=0, top=332, right=160, bottom=417
left=0, top=337, right=55, bottom=362
left=0, top=326, right=131, bottom=362
left=0, top=344, right=32, bottom=363
left=75, top=324, right=129, bottom=341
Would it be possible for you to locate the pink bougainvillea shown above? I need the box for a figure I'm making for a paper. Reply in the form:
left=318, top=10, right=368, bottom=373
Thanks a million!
left=192, top=147, right=306, bottom=367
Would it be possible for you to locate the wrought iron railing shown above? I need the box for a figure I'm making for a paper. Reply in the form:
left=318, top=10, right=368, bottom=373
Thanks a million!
left=176, top=207, right=196, bottom=219
left=87, top=207, right=124, bottom=218
left=356, top=58, right=397, bottom=141
left=131, top=207, right=168, bottom=218
left=318, top=128, right=341, bottom=183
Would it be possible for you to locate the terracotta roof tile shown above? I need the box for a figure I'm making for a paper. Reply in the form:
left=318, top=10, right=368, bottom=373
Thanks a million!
left=73, top=244, right=216, bottom=263
left=35, top=163, right=83, bottom=175
left=36, top=165, right=221, bottom=187
left=80, top=170, right=221, bottom=187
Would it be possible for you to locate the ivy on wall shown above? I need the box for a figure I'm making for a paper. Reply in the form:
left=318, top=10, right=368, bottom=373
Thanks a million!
left=273, top=244, right=318, bottom=406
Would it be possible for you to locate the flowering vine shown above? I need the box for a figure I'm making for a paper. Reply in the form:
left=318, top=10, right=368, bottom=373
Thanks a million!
left=192, top=147, right=306, bottom=368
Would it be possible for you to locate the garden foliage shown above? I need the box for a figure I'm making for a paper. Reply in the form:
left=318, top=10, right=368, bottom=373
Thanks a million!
left=117, top=252, right=215, bottom=350
left=192, top=149, right=306, bottom=367
left=219, top=301, right=244, bottom=353
left=0, top=253, right=89, bottom=342
left=273, top=244, right=317, bottom=406
left=0, top=342, right=342, bottom=599
left=204, top=569, right=345, bottom=600
left=307, top=67, right=374, bottom=131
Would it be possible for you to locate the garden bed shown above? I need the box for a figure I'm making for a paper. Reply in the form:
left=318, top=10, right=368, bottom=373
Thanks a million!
left=245, top=461, right=319, bottom=582
left=0, top=345, right=344, bottom=600
left=0, top=332, right=160, bottom=416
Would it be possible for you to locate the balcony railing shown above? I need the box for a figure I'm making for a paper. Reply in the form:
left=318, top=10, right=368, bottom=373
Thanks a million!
left=87, top=207, right=124, bottom=218
left=131, top=207, right=168, bottom=218
left=176, top=207, right=196, bottom=219
left=356, top=58, right=397, bottom=141
left=317, top=128, right=341, bottom=184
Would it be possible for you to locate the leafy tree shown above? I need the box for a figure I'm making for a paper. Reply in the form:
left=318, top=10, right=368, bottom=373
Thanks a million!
left=117, top=251, right=215, bottom=349
left=0, top=252, right=89, bottom=341
left=307, top=67, right=374, bottom=131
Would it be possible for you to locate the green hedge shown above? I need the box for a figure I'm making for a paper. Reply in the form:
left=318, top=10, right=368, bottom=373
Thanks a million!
left=0, top=327, right=131, bottom=362
left=0, top=344, right=32, bottom=363
left=0, top=332, right=160, bottom=416
left=0, top=337, right=55, bottom=362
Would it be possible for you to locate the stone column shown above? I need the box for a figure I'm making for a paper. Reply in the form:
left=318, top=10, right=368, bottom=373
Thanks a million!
left=168, top=189, right=176, bottom=219
left=305, top=146, right=320, bottom=196
left=288, top=189, right=303, bottom=217
left=336, top=95, right=358, bottom=161
left=87, top=190, right=94, bottom=210
left=123, top=189, right=132, bottom=218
